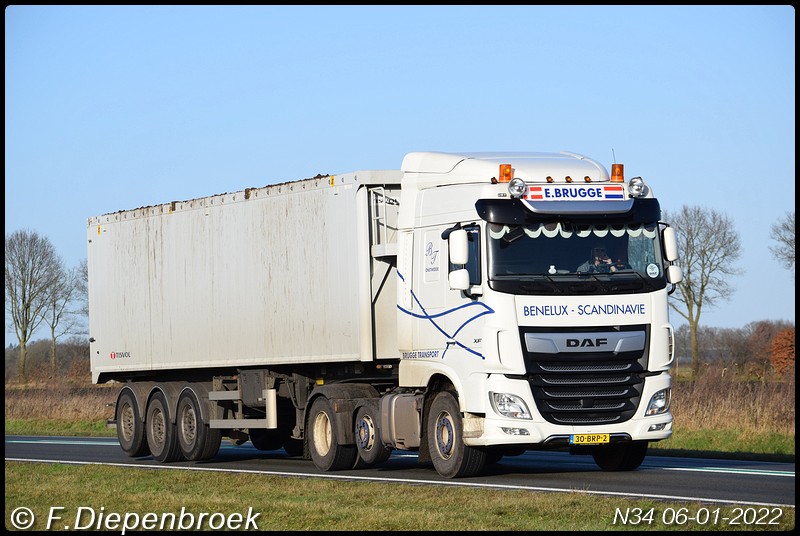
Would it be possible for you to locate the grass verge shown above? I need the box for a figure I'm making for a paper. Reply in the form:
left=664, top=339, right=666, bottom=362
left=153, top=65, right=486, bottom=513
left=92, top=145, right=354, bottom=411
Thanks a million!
left=5, top=462, right=795, bottom=531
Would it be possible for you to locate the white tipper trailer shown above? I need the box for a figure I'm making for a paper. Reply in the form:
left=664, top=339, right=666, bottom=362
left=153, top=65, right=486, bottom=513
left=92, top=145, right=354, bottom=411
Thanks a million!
left=88, top=151, right=683, bottom=478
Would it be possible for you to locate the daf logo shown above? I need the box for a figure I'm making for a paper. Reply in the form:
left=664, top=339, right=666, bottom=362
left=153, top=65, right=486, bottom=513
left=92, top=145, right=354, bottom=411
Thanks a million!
left=524, top=331, right=646, bottom=355
left=566, top=338, right=608, bottom=348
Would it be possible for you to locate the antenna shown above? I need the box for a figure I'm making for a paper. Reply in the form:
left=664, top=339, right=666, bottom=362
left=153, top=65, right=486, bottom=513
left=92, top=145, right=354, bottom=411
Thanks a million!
left=612, top=148, right=617, bottom=164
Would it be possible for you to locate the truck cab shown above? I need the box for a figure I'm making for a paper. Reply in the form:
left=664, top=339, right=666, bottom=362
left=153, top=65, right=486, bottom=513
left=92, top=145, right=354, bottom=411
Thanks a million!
left=390, top=152, right=681, bottom=476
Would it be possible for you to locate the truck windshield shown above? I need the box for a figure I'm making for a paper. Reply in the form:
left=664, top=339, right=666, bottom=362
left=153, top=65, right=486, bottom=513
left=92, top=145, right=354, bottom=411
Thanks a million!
left=487, top=221, right=667, bottom=294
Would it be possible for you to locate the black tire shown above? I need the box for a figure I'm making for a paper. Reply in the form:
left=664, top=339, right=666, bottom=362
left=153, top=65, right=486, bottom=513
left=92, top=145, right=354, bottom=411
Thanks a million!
left=282, top=437, right=304, bottom=457
left=176, top=390, right=221, bottom=461
left=484, top=449, right=504, bottom=466
left=249, top=428, right=283, bottom=451
left=592, top=441, right=648, bottom=471
left=239, top=396, right=303, bottom=456
left=308, top=397, right=357, bottom=471
left=427, top=391, right=486, bottom=478
left=275, top=397, right=304, bottom=457
left=354, top=405, right=392, bottom=468
left=146, top=391, right=184, bottom=463
left=116, top=389, right=149, bottom=457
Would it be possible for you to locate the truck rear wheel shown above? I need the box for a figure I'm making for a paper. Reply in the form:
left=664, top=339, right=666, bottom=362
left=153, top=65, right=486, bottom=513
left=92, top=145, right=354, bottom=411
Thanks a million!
left=116, top=389, right=149, bottom=457
left=308, top=397, right=357, bottom=471
left=592, top=441, right=648, bottom=471
left=354, top=405, right=392, bottom=467
left=146, top=391, right=183, bottom=463
left=177, top=390, right=221, bottom=461
left=427, top=391, right=486, bottom=478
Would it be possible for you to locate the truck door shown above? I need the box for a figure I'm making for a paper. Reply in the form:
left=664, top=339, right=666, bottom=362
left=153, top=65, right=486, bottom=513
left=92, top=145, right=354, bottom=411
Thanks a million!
left=411, top=227, right=447, bottom=353
left=441, top=224, right=486, bottom=360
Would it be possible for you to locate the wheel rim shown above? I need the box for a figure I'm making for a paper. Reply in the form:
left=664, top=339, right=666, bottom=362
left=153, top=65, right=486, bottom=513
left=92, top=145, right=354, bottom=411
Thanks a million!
left=356, top=414, right=376, bottom=451
left=312, top=411, right=332, bottom=456
left=181, top=404, right=197, bottom=445
left=151, top=408, right=166, bottom=448
left=120, top=403, right=135, bottom=443
left=435, top=410, right=455, bottom=459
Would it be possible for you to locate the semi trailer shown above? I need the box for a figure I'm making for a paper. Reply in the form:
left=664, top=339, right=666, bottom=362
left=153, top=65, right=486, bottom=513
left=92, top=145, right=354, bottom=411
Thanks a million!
left=88, top=151, right=682, bottom=478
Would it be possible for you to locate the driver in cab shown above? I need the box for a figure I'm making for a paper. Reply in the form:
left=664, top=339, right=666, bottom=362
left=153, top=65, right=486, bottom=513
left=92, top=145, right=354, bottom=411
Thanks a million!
left=577, top=246, right=619, bottom=273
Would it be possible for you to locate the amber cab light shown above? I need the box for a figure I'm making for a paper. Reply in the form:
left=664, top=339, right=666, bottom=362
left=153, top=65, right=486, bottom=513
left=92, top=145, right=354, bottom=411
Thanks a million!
left=611, top=163, right=624, bottom=183
left=499, top=164, right=514, bottom=183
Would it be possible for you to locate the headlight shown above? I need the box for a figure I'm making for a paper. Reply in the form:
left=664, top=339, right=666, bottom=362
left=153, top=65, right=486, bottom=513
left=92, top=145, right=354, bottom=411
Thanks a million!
left=646, top=388, right=671, bottom=415
left=627, top=177, right=647, bottom=197
left=508, top=178, right=526, bottom=198
left=490, top=392, right=532, bottom=419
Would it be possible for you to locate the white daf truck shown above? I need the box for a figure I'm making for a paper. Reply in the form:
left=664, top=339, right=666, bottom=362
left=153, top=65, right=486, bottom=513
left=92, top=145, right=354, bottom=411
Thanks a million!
left=88, top=151, right=682, bottom=478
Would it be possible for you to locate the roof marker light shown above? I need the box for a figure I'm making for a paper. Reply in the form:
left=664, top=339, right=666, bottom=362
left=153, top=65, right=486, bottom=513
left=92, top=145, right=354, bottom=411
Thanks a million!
left=611, top=163, right=624, bottom=183
left=584, top=175, right=592, bottom=183
left=499, top=164, right=514, bottom=183
left=546, top=176, right=554, bottom=183
left=565, top=176, right=573, bottom=183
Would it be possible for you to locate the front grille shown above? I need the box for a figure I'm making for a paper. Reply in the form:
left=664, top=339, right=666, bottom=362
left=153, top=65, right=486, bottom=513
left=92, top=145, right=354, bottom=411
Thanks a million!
left=554, top=414, right=624, bottom=424
left=520, top=326, right=649, bottom=426
left=547, top=400, right=626, bottom=411
left=539, top=362, right=634, bottom=373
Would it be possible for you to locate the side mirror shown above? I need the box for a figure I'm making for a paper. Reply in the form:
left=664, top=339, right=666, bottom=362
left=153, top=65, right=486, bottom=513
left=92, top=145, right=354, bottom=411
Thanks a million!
left=662, top=226, right=679, bottom=262
left=667, top=265, right=683, bottom=284
left=449, top=269, right=470, bottom=291
left=449, top=229, right=469, bottom=265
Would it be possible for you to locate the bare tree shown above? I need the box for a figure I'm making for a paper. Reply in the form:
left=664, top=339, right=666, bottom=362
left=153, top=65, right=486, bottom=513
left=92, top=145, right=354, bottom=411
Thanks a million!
left=664, top=205, right=742, bottom=377
left=769, top=210, right=795, bottom=279
left=76, top=258, right=89, bottom=318
left=5, top=229, right=62, bottom=380
left=43, top=262, right=83, bottom=372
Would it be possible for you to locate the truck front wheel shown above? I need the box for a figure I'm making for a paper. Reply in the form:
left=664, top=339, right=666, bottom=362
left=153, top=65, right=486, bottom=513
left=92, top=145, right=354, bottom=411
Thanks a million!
left=427, top=391, right=486, bottom=478
left=117, top=389, right=149, bottom=457
left=176, top=390, right=221, bottom=461
left=308, top=397, right=357, bottom=471
left=146, top=391, right=183, bottom=463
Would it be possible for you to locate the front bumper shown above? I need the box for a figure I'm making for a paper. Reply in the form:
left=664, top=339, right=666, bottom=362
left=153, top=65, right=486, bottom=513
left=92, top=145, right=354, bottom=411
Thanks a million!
left=463, top=372, right=673, bottom=447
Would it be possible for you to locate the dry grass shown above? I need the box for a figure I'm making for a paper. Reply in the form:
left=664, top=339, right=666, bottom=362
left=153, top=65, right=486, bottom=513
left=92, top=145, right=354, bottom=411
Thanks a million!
left=5, top=382, right=117, bottom=422
left=671, top=364, right=795, bottom=435
left=5, top=363, right=795, bottom=439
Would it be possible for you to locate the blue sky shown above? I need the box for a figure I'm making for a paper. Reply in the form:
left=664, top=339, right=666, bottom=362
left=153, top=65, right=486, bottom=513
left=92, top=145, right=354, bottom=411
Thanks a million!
left=5, top=5, right=795, bottom=345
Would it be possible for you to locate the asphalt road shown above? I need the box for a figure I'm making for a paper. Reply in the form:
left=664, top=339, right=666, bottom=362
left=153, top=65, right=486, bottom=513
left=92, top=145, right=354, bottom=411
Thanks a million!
left=5, top=436, right=795, bottom=507
left=5, top=435, right=794, bottom=509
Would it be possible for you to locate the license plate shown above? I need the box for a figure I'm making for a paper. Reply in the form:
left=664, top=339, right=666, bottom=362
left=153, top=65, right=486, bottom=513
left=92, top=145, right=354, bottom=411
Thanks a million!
left=570, top=433, right=610, bottom=445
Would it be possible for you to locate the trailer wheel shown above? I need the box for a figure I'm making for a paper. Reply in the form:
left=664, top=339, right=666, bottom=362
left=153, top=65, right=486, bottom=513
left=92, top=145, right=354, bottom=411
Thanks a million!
left=354, top=405, right=392, bottom=467
left=176, top=390, right=221, bottom=461
left=146, top=391, right=183, bottom=462
left=592, top=441, right=648, bottom=471
left=427, top=391, right=486, bottom=478
left=308, top=397, right=357, bottom=471
left=116, top=389, right=149, bottom=457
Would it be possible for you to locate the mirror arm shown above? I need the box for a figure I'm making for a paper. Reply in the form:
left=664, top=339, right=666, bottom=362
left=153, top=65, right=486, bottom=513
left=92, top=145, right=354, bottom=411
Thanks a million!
left=441, top=222, right=462, bottom=240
